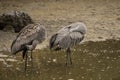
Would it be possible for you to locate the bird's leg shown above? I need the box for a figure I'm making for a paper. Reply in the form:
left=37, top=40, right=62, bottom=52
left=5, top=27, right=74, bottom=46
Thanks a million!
left=65, top=50, right=69, bottom=66
left=30, top=51, right=33, bottom=60
left=30, top=51, right=33, bottom=68
left=26, top=40, right=38, bottom=61
left=25, top=53, right=28, bottom=72
left=30, top=51, right=33, bottom=61
left=26, top=40, right=38, bottom=69
left=66, top=48, right=71, bottom=65
left=69, top=48, right=72, bottom=65
left=66, top=48, right=72, bottom=65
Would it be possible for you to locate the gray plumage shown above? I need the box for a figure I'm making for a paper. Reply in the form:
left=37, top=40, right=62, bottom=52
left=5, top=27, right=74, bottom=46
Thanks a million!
left=11, top=23, right=46, bottom=71
left=50, top=22, right=87, bottom=65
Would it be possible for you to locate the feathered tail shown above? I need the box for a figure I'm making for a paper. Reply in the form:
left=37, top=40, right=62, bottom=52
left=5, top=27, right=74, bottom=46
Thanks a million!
left=22, top=49, right=28, bottom=59
left=49, top=34, right=58, bottom=49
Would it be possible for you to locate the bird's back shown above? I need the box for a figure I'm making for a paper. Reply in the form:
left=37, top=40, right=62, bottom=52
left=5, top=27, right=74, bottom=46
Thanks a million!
left=11, top=23, right=46, bottom=54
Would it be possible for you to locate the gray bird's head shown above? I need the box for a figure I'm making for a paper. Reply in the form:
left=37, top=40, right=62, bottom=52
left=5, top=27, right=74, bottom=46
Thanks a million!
left=68, top=22, right=87, bottom=35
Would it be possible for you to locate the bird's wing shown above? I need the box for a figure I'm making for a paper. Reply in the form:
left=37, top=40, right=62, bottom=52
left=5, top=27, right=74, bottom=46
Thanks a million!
left=49, top=33, right=58, bottom=49
left=58, top=32, right=84, bottom=48
left=16, top=24, right=41, bottom=45
left=54, top=26, right=69, bottom=44
left=69, top=32, right=84, bottom=46
left=11, top=24, right=44, bottom=53
left=58, top=33, right=71, bottom=49
left=49, top=27, right=70, bottom=49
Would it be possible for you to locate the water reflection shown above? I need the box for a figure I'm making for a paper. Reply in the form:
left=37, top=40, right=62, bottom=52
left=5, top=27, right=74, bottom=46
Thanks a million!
left=0, top=39, right=120, bottom=80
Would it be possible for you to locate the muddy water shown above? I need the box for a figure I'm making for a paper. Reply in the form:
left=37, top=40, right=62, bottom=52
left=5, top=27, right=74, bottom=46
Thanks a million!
left=0, top=39, right=120, bottom=80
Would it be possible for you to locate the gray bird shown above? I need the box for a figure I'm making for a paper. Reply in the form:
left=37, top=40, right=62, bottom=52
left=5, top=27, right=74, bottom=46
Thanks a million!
left=50, top=22, right=87, bottom=65
left=11, top=23, right=46, bottom=71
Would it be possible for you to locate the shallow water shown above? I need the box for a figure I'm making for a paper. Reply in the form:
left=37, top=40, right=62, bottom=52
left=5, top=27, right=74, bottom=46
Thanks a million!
left=0, top=39, right=120, bottom=80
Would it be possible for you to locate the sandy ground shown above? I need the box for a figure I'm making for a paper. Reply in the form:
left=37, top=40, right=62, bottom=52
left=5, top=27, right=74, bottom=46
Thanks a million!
left=0, top=0, right=120, bottom=51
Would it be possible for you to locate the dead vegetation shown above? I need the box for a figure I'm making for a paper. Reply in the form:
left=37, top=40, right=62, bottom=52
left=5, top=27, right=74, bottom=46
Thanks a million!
left=0, top=10, right=33, bottom=32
